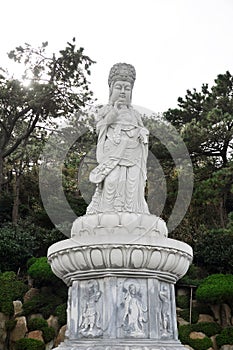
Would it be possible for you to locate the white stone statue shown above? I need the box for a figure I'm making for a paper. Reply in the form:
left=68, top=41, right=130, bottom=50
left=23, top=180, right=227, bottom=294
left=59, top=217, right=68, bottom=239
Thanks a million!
left=87, top=63, right=149, bottom=214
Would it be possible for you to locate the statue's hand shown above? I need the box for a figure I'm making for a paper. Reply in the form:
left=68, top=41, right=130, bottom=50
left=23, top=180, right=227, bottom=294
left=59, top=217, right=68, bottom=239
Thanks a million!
left=139, top=128, right=149, bottom=144
left=114, top=100, right=128, bottom=111
left=105, top=106, right=118, bottom=124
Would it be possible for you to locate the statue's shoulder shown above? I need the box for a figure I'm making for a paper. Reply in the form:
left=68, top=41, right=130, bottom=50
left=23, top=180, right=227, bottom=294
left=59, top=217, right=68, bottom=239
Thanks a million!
left=96, top=104, right=112, bottom=120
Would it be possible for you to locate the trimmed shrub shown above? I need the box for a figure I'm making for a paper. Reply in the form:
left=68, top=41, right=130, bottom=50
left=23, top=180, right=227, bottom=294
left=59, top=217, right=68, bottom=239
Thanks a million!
left=23, top=292, right=63, bottom=319
left=192, top=322, right=221, bottom=337
left=55, top=303, right=67, bottom=326
left=28, top=318, right=48, bottom=332
left=27, top=257, right=59, bottom=287
left=0, top=271, right=28, bottom=316
left=27, top=317, right=55, bottom=343
left=178, top=324, right=213, bottom=350
left=178, top=324, right=192, bottom=344
left=15, top=338, right=45, bottom=350
left=216, top=327, right=233, bottom=347
left=27, top=257, right=37, bottom=268
left=41, top=326, right=56, bottom=343
left=189, top=337, right=212, bottom=350
left=196, top=274, right=233, bottom=306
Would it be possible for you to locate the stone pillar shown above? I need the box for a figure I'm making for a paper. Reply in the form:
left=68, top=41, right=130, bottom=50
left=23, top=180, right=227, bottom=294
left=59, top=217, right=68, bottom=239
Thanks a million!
left=48, top=212, right=193, bottom=350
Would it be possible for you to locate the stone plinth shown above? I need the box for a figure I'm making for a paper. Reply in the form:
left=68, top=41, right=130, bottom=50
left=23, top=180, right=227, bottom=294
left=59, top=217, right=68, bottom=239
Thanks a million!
left=48, top=213, right=192, bottom=349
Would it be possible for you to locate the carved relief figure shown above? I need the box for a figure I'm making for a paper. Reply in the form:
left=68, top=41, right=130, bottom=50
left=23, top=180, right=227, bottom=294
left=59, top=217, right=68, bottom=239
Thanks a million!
left=87, top=63, right=149, bottom=214
left=159, top=285, right=171, bottom=337
left=122, top=281, right=147, bottom=336
left=79, top=280, right=102, bottom=337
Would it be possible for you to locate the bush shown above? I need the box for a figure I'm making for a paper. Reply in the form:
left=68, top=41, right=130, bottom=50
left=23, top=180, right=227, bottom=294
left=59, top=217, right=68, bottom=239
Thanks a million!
left=0, top=224, right=35, bottom=272
left=178, top=324, right=213, bottom=350
left=192, top=322, right=221, bottom=337
left=28, top=318, right=48, bottom=332
left=0, top=271, right=28, bottom=316
left=55, top=303, right=67, bottom=326
left=41, top=326, right=56, bottom=343
left=178, top=324, right=192, bottom=344
left=194, top=230, right=233, bottom=274
left=196, top=274, right=233, bottom=305
left=27, top=257, right=59, bottom=287
left=189, top=337, right=212, bottom=350
left=178, top=264, right=206, bottom=287
left=176, top=295, right=189, bottom=309
left=15, top=338, right=45, bottom=350
left=23, top=290, right=65, bottom=319
left=179, top=308, right=199, bottom=324
left=216, top=327, right=233, bottom=347
left=27, top=317, right=55, bottom=343
left=0, top=220, right=64, bottom=272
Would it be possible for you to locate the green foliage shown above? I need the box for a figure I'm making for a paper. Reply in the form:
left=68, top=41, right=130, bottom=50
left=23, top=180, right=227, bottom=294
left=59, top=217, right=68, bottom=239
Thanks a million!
left=188, top=337, right=212, bottom=350
left=196, top=274, right=233, bottom=305
left=176, top=295, right=190, bottom=309
left=0, top=271, right=27, bottom=316
left=194, top=228, right=233, bottom=274
left=41, top=326, right=56, bottom=343
left=27, top=257, right=37, bottom=268
left=0, top=223, right=35, bottom=271
left=55, top=303, right=67, bottom=326
left=178, top=324, right=192, bottom=344
left=5, top=319, right=17, bottom=331
left=178, top=324, right=214, bottom=350
left=28, top=317, right=48, bottom=331
left=22, top=288, right=66, bottom=319
left=216, top=327, right=233, bottom=347
left=192, top=322, right=222, bottom=337
left=178, top=264, right=206, bottom=286
left=28, top=318, right=56, bottom=343
left=194, top=303, right=213, bottom=317
left=15, top=338, right=45, bottom=350
left=0, top=193, right=13, bottom=222
left=164, top=71, right=233, bottom=233
left=179, top=308, right=199, bottom=324
left=27, top=257, right=59, bottom=287
left=0, top=221, right=64, bottom=272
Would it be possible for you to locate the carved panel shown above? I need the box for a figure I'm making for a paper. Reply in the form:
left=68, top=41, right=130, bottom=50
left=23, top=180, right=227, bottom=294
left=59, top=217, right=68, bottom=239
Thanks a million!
left=78, top=279, right=103, bottom=338
left=117, top=278, right=148, bottom=338
left=158, top=282, right=173, bottom=339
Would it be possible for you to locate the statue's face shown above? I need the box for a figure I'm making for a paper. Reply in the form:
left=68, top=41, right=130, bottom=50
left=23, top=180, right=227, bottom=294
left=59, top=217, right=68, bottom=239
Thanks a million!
left=109, top=80, right=132, bottom=106
left=129, top=284, right=136, bottom=295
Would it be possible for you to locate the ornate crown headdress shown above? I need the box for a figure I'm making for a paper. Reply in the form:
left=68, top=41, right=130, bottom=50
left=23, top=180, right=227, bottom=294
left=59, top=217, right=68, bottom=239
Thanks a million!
left=108, top=63, right=136, bottom=87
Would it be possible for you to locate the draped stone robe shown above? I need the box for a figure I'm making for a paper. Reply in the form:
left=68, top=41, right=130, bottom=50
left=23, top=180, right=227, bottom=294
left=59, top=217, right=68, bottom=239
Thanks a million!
left=87, top=105, right=149, bottom=214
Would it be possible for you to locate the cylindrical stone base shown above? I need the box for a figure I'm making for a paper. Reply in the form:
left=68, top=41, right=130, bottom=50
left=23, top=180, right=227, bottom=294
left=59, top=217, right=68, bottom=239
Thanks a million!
left=53, top=276, right=187, bottom=350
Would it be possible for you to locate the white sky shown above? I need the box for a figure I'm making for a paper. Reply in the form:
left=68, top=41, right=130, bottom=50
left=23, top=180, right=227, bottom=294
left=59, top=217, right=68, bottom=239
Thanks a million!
left=1, top=0, right=233, bottom=113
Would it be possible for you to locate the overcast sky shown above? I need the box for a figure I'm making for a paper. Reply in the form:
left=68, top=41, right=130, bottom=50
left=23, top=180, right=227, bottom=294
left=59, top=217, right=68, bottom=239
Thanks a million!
left=1, top=0, right=233, bottom=113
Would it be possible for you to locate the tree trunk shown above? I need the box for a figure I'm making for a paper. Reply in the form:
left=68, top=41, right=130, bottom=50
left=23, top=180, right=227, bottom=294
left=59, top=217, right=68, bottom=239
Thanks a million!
left=0, top=153, right=4, bottom=195
left=12, top=172, right=21, bottom=225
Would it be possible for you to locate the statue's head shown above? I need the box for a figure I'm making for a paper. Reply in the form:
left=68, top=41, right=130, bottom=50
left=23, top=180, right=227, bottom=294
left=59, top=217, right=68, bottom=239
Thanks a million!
left=108, top=63, right=136, bottom=106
